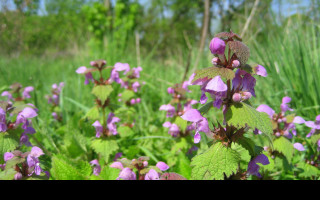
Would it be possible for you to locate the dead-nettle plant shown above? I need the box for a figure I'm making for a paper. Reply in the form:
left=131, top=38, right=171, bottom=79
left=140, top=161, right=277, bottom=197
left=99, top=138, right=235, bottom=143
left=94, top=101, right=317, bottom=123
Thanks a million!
left=183, top=31, right=273, bottom=180
left=0, top=84, right=49, bottom=180
left=45, top=82, right=64, bottom=122
left=76, top=60, right=143, bottom=165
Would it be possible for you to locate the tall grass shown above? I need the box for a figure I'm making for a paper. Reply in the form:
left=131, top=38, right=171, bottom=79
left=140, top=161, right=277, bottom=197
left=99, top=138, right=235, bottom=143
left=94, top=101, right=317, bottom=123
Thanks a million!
left=251, top=18, right=320, bottom=120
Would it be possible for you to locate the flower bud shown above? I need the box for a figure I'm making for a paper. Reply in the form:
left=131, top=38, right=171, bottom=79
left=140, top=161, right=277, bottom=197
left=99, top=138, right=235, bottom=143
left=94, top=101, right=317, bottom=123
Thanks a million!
left=130, top=99, right=136, bottom=105
left=143, top=161, right=148, bottom=167
left=211, top=57, right=219, bottom=65
left=167, top=87, right=174, bottom=94
left=136, top=98, right=141, bottom=103
left=209, top=37, right=226, bottom=55
left=232, top=93, right=241, bottom=102
left=232, top=60, right=240, bottom=68
left=242, top=92, right=252, bottom=100
left=275, top=132, right=281, bottom=137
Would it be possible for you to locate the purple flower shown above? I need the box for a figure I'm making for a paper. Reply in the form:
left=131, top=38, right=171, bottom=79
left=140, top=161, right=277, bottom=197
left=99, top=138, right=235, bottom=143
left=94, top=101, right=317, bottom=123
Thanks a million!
left=159, top=104, right=175, bottom=118
left=255, top=65, right=268, bottom=77
left=117, top=168, right=136, bottom=180
left=90, top=160, right=101, bottom=176
left=205, top=76, right=227, bottom=92
left=4, top=152, right=14, bottom=162
left=92, top=121, right=103, bottom=138
left=107, top=113, right=120, bottom=135
left=305, top=115, right=320, bottom=137
left=181, top=109, right=210, bottom=143
left=183, top=100, right=198, bottom=113
left=0, top=107, right=7, bottom=132
left=132, top=81, right=141, bottom=93
left=22, top=86, right=34, bottom=99
left=281, top=96, right=293, bottom=113
left=16, top=107, right=38, bottom=130
left=156, top=161, right=169, bottom=171
left=145, top=169, right=160, bottom=180
left=293, top=143, right=305, bottom=151
left=113, top=152, right=123, bottom=161
left=27, top=146, right=44, bottom=176
left=209, top=37, right=226, bottom=55
left=167, top=87, right=174, bottom=94
left=132, top=66, right=142, bottom=78
left=256, top=104, right=275, bottom=119
left=247, top=154, right=270, bottom=178
left=110, top=162, right=124, bottom=170
left=114, top=63, right=130, bottom=75
left=1, top=91, right=12, bottom=100
left=14, top=172, right=23, bottom=180
left=76, top=66, right=94, bottom=85
left=109, top=69, right=122, bottom=84
left=163, top=122, right=180, bottom=137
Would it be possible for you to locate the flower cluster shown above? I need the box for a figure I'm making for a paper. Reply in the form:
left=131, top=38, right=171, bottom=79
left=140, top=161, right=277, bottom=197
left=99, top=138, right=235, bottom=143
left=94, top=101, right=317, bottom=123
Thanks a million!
left=0, top=146, right=49, bottom=180
left=255, top=96, right=306, bottom=151
left=45, top=82, right=64, bottom=121
left=109, top=157, right=170, bottom=180
left=160, top=81, right=200, bottom=139
left=92, top=112, right=120, bottom=138
left=1, top=83, right=34, bottom=102
left=0, top=102, right=38, bottom=147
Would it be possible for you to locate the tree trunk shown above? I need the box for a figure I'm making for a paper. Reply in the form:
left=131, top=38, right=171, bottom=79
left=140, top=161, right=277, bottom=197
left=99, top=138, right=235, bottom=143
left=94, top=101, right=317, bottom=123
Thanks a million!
left=193, top=0, right=210, bottom=71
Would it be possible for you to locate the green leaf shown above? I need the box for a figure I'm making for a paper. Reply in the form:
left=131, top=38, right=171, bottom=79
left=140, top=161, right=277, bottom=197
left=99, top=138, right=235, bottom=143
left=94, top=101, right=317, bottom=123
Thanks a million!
left=297, top=162, right=320, bottom=178
left=118, top=126, right=134, bottom=138
left=121, top=90, right=135, bottom=102
left=236, top=136, right=263, bottom=157
left=173, top=117, right=188, bottom=132
left=92, top=85, right=113, bottom=104
left=91, top=139, right=119, bottom=163
left=85, top=106, right=100, bottom=120
left=0, top=168, right=16, bottom=180
left=273, top=137, right=294, bottom=162
left=50, top=154, right=92, bottom=180
left=175, top=152, right=191, bottom=179
left=192, top=66, right=235, bottom=83
left=226, top=103, right=273, bottom=137
left=191, top=142, right=240, bottom=180
left=97, top=166, right=121, bottom=180
left=0, top=132, right=19, bottom=160
left=198, top=101, right=213, bottom=115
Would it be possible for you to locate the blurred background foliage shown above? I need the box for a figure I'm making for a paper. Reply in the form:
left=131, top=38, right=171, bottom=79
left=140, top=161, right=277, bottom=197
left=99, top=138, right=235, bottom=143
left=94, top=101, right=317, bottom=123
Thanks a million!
left=1, top=0, right=320, bottom=119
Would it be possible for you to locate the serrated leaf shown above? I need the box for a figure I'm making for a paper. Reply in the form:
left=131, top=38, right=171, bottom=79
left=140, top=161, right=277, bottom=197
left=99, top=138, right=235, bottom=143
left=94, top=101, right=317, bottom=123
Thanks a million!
left=191, top=142, right=240, bottom=180
left=226, top=103, right=273, bottom=137
left=192, top=67, right=235, bottom=83
left=236, top=137, right=263, bottom=157
left=0, top=168, right=16, bottom=180
left=50, top=154, right=92, bottom=180
left=85, top=106, right=100, bottom=120
left=92, top=85, right=113, bottom=104
left=91, top=139, right=119, bottom=163
left=310, top=134, right=320, bottom=144
left=297, top=162, right=320, bottom=178
left=273, top=137, right=294, bottom=162
left=0, top=132, right=19, bottom=160
left=228, top=41, right=250, bottom=66
left=98, top=166, right=121, bottom=180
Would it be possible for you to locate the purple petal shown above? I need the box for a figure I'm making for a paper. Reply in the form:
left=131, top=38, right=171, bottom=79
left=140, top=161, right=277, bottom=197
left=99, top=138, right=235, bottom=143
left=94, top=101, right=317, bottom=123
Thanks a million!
left=194, top=132, right=201, bottom=144
left=76, top=66, right=87, bottom=74
left=110, top=162, right=124, bottom=170
left=255, top=65, right=268, bottom=77
left=256, top=104, right=275, bottom=118
left=293, top=143, right=305, bottom=151
left=4, top=152, right=14, bottom=162
left=209, top=37, right=226, bottom=55
left=293, top=116, right=305, bottom=124
left=181, top=109, right=203, bottom=123
left=144, top=169, right=160, bottom=180
left=205, top=76, right=227, bottom=92
left=156, top=161, right=169, bottom=171
left=30, top=146, right=44, bottom=158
